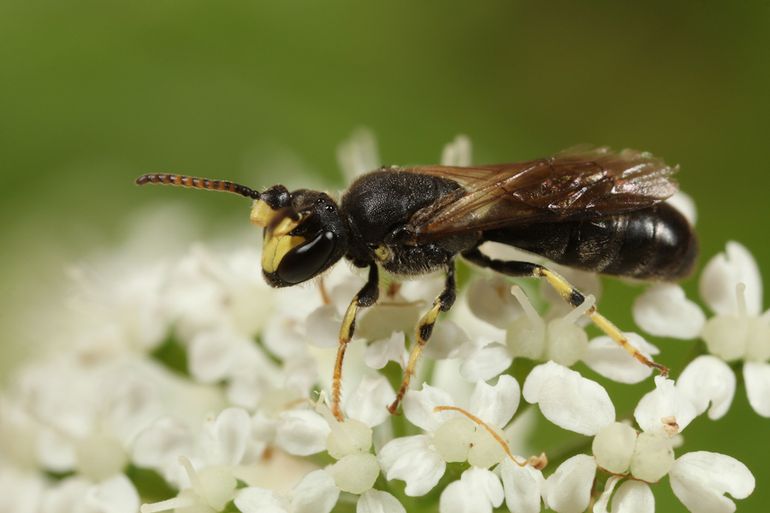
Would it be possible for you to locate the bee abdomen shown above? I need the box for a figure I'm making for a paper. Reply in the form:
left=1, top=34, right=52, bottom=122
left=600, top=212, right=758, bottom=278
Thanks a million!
left=483, top=203, right=697, bottom=281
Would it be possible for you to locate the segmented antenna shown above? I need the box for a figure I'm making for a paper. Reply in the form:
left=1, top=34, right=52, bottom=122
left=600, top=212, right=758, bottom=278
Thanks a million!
left=135, top=173, right=260, bottom=200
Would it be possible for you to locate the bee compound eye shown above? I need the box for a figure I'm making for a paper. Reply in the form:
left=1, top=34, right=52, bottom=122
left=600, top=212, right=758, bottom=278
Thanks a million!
left=276, top=231, right=337, bottom=285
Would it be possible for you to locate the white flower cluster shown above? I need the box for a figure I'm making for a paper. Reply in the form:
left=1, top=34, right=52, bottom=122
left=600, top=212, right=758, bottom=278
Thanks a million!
left=0, top=133, right=763, bottom=513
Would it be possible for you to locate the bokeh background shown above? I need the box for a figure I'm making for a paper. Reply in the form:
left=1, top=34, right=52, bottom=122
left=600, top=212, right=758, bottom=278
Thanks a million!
left=1, top=1, right=768, bottom=511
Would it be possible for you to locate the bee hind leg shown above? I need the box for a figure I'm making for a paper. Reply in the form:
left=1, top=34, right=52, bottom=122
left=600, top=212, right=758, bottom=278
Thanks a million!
left=388, top=261, right=456, bottom=414
left=461, top=247, right=668, bottom=376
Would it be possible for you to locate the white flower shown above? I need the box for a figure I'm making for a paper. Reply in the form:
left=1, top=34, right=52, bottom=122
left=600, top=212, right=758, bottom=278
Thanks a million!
left=337, top=127, right=381, bottom=181
left=439, top=467, right=503, bottom=513
left=138, top=407, right=261, bottom=513
left=593, top=476, right=655, bottom=513
left=498, top=457, right=545, bottom=513
left=440, top=134, right=473, bottom=167
left=258, top=385, right=403, bottom=513
left=0, top=464, right=45, bottom=513
left=378, top=376, right=521, bottom=496
left=634, top=241, right=770, bottom=417
left=164, top=246, right=275, bottom=343
left=466, top=285, right=658, bottom=384
left=669, top=451, right=755, bottom=513
left=41, top=474, right=140, bottom=513
left=4, top=133, right=765, bottom=513
left=525, top=362, right=754, bottom=513
left=235, top=471, right=406, bottom=513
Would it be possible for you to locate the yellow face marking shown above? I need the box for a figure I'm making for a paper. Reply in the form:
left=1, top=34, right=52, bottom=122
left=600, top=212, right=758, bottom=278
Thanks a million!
left=272, top=216, right=299, bottom=237
left=262, top=233, right=305, bottom=273
left=250, top=200, right=277, bottom=227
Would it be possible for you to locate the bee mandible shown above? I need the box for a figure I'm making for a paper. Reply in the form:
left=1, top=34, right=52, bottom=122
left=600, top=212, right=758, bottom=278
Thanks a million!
left=136, top=146, right=697, bottom=420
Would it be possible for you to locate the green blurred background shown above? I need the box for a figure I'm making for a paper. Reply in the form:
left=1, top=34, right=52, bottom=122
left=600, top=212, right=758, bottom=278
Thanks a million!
left=1, top=0, right=768, bottom=511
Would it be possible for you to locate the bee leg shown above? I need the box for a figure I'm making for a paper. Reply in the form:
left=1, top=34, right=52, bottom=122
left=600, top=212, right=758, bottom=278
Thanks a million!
left=461, top=248, right=668, bottom=376
left=388, top=261, right=456, bottom=414
left=332, top=264, right=380, bottom=421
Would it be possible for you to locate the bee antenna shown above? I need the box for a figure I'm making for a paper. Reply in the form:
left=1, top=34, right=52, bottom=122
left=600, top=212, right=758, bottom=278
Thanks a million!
left=135, top=173, right=261, bottom=200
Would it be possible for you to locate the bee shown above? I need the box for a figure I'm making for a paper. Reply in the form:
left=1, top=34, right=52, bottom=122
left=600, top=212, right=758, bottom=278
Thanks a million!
left=136, top=146, right=697, bottom=420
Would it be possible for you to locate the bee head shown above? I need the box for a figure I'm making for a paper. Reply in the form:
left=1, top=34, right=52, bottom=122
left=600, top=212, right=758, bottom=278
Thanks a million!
left=253, top=187, right=349, bottom=288
left=134, top=174, right=348, bottom=288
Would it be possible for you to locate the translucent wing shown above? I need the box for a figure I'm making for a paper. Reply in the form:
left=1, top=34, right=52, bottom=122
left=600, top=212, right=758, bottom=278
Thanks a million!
left=403, top=146, right=679, bottom=241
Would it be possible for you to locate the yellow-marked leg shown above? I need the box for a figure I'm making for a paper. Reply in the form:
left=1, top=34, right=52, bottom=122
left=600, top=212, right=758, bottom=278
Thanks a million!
left=331, top=264, right=380, bottom=421
left=462, top=248, right=668, bottom=376
left=388, top=263, right=456, bottom=414
left=535, top=267, right=668, bottom=375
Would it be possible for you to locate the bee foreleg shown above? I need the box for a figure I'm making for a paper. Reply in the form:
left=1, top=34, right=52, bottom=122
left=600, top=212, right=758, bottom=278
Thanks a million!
left=461, top=247, right=668, bottom=376
left=332, top=264, right=380, bottom=421
left=388, top=261, right=456, bottom=414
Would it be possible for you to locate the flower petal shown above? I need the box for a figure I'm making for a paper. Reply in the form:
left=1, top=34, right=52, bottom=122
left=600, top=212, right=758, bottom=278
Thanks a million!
left=40, top=477, right=89, bottom=513
left=701, top=314, right=749, bottom=362
left=670, top=451, right=755, bottom=513
left=634, top=376, right=697, bottom=436
left=543, top=454, right=596, bottom=513
left=700, top=241, right=762, bottom=316
left=337, top=128, right=380, bottom=181
left=275, top=409, right=330, bottom=456
left=378, top=435, right=445, bottom=497
left=633, top=284, right=705, bottom=339
left=131, top=417, right=193, bottom=485
left=290, top=469, right=340, bottom=513
left=592, top=475, right=620, bottom=513
left=743, top=361, right=770, bottom=417
left=667, top=190, right=697, bottom=225
left=440, top=135, right=472, bottom=167
left=523, top=362, right=614, bottom=436
left=468, top=375, right=520, bottom=427
left=235, top=487, right=288, bottom=513
left=582, top=335, right=657, bottom=384
left=188, top=329, right=239, bottom=383
left=499, top=458, right=544, bottom=513
left=201, top=407, right=251, bottom=466
left=402, top=384, right=455, bottom=432
left=357, top=303, right=421, bottom=343
left=678, top=356, right=736, bottom=419
left=466, top=276, right=524, bottom=329
left=439, top=468, right=503, bottom=513
left=458, top=341, right=512, bottom=382
left=613, top=480, right=655, bottom=513
left=305, top=305, right=342, bottom=348
left=344, top=375, right=396, bottom=427
left=364, top=332, right=406, bottom=370
left=424, top=321, right=470, bottom=360
left=357, top=490, right=406, bottom=513
left=83, top=474, right=140, bottom=513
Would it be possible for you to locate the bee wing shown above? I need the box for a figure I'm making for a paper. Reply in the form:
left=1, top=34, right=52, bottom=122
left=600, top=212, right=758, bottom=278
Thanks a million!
left=404, top=146, right=679, bottom=240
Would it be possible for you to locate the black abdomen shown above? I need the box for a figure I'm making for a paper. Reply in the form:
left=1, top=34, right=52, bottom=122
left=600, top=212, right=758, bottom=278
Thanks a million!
left=483, top=203, right=697, bottom=281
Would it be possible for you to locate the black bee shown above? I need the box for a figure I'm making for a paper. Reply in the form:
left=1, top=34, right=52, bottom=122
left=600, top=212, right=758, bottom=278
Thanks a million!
left=136, top=146, right=697, bottom=419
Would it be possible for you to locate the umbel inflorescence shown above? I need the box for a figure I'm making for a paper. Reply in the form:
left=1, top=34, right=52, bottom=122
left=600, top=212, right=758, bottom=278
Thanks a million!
left=0, top=133, right=763, bottom=513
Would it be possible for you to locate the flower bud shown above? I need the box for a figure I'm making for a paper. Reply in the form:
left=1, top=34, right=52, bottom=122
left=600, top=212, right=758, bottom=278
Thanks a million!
left=630, top=432, right=674, bottom=482
left=467, top=426, right=506, bottom=468
left=433, top=417, right=474, bottom=463
left=592, top=422, right=637, bottom=474
left=326, top=418, right=372, bottom=459
left=328, top=453, right=379, bottom=494
left=545, top=318, right=588, bottom=367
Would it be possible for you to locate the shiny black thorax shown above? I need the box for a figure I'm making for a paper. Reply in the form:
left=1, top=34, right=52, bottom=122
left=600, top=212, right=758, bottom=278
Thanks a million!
left=339, top=169, right=696, bottom=281
left=340, top=169, right=478, bottom=275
